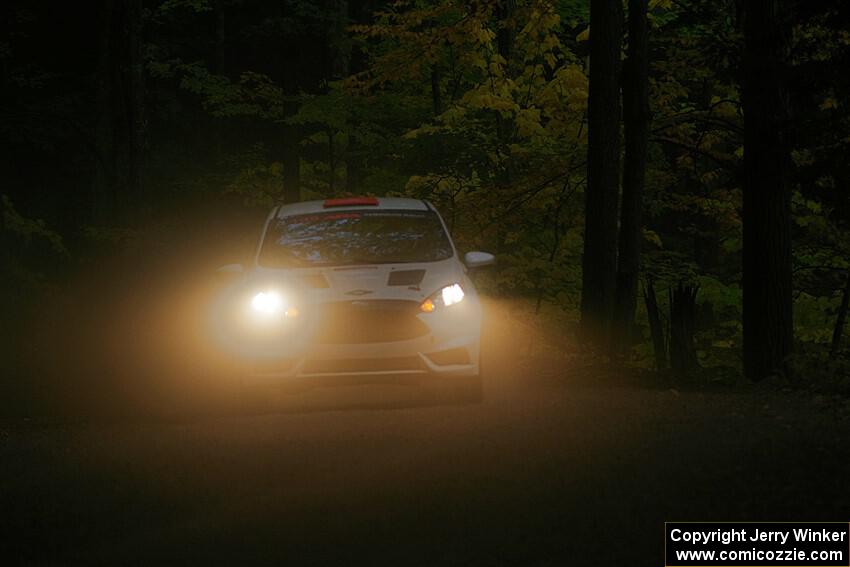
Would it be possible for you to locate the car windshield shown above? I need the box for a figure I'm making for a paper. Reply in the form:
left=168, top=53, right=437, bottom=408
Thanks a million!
left=258, top=209, right=454, bottom=268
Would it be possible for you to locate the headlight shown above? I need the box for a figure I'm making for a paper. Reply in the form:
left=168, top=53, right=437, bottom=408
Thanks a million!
left=420, top=283, right=465, bottom=312
left=249, top=290, right=297, bottom=318
left=251, top=291, right=284, bottom=314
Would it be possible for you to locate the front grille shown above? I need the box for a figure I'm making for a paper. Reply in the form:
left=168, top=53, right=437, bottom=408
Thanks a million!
left=251, top=358, right=295, bottom=374
left=312, top=300, right=429, bottom=344
left=302, top=356, right=424, bottom=374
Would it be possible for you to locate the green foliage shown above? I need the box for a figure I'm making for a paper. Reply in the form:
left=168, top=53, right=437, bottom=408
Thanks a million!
left=1, top=0, right=835, bottom=383
left=157, top=0, right=212, bottom=14
left=222, top=144, right=287, bottom=207
left=1, top=195, right=67, bottom=256
left=346, top=0, right=589, bottom=306
left=139, top=0, right=850, bottom=377
left=0, top=195, right=67, bottom=303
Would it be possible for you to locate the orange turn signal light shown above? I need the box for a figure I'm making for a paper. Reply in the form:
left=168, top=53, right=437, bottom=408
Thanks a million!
left=420, top=299, right=435, bottom=313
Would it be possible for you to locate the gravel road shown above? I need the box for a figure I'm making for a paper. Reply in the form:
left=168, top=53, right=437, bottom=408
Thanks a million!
left=2, top=303, right=849, bottom=565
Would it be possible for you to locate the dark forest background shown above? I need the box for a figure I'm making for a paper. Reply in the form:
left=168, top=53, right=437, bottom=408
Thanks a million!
left=2, top=0, right=850, bottom=414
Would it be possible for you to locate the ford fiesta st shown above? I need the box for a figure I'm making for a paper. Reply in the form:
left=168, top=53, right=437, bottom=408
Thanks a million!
left=211, top=197, right=495, bottom=402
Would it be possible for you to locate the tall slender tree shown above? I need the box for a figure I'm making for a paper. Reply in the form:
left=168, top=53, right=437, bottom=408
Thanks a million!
left=494, top=0, right=516, bottom=288
left=92, top=0, right=114, bottom=223
left=613, top=0, right=650, bottom=352
left=581, top=0, right=623, bottom=345
left=738, top=0, right=794, bottom=380
left=281, top=100, right=301, bottom=204
left=92, top=0, right=145, bottom=222
left=125, top=0, right=145, bottom=212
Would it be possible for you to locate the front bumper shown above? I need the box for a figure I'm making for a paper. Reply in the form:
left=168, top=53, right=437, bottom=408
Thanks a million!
left=248, top=336, right=480, bottom=380
left=221, top=299, right=481, bottom=380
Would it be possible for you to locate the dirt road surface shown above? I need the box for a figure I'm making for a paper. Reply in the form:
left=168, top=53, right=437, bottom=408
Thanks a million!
left=2, top=303, right=849, bottom=565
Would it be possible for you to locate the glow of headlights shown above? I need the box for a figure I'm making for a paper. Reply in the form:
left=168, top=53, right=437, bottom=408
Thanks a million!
left=250, top=291, right=284, bottom=315
left=441, top=283, right=465, bottom=307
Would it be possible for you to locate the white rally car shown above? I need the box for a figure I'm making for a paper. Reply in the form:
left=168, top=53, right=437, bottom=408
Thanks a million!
left=212, top=197, right=494, bottom=401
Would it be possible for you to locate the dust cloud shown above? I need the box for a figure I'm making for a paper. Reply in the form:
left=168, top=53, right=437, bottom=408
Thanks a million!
left=8, top=205, right=579, bottom=422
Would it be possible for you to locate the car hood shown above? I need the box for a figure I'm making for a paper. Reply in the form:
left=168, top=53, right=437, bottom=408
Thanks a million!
left=252, top=258, right=465, bottom=305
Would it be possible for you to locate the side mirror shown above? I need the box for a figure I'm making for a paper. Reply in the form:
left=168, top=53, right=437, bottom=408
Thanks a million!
left=464, top=251, right=495, bottom=269
left=216, top=263, right=243, bottom=274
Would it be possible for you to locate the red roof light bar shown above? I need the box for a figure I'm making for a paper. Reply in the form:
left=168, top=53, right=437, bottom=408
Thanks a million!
left=323, top=197, right=379, bottom=208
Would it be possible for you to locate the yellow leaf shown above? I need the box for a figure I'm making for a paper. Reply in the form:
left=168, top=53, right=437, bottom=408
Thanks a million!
left=820, top=96, right=838, bottom=110
left=576, top=27, right=589, bottom=42
left=642, top=229, right=663, bottom=248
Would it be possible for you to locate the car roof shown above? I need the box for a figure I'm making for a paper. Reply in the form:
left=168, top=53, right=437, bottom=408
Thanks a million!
left=275, top=197, right=429, bottom=218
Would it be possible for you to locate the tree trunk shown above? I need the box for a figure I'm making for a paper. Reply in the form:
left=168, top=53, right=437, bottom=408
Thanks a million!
left=830, top=270, right=850, bottom=359
left=124, top=0, right=145, bottom=215
left=643, top=277, right=667, bottom=370
left=281, top=132, right=300, bottom=203
left=327, top=128, right=335, bottom=193
left=668, top=281, right=700, bottom=372
left=495, top=0, right=516, bottom=66
left=281, top=100, right=301, bottom=204
left=431, top=66, right=443, bottom=116
left=346, top=134, right=361, bottom=194
left=739, top=0, right=794, bottom=381
left=92, top=0, right=115, bottom=223
left=345, top=2, right=373, bottom=196
left=271, top=0, right=301, bottom=205
left=580, top=0, right=623, bottom=346
left=213, top=0, right=227, bottom=160
left=613, top=0, right=649, bottom=353
left=92, top=0, right=144, bottom=222
left=493, top=0, right=516, bottom=293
